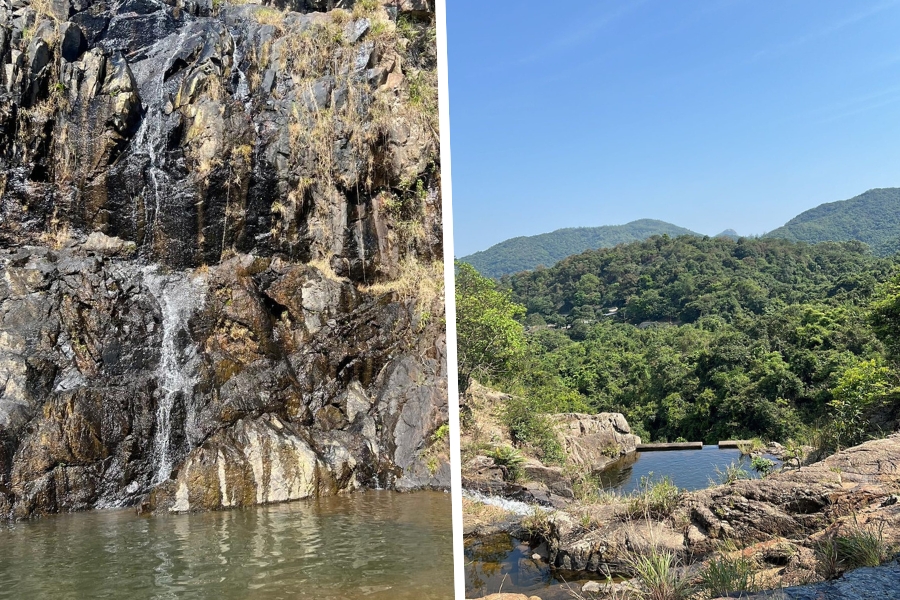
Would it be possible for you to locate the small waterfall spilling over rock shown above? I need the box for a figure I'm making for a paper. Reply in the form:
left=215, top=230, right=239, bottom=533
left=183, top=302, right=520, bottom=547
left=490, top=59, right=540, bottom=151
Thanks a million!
left=128, top=37, right=178, bottom=254
left=461, top=490, right=543, bottom=516
left=144, top=269, right=207, bottom=484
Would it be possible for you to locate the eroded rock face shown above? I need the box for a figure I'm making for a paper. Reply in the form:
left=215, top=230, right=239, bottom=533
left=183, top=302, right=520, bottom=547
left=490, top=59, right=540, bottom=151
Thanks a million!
left=1, top=0, right=440, bottom=277
left=0, top=245, right=448, bottom=520
left=0, top=0, right=446, bottom=521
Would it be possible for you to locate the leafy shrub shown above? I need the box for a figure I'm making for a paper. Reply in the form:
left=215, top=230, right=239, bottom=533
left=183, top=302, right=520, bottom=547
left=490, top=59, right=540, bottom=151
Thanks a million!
left=486, top=445, right=526, bottom=482
left=431, top=424, right=449, bottom=443
left=750, top=456, right=776, bottom=476
left=503, top=397, right=565, bottom=464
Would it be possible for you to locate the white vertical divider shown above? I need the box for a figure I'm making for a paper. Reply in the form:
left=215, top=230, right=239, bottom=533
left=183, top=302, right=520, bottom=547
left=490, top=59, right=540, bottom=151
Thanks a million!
left=434, top=0, right=464, bottom=597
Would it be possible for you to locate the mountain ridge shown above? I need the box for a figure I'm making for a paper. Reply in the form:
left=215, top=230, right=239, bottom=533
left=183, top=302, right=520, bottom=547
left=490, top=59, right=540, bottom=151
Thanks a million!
left=460, top=219, right=700, bottom=278
left=462, top=187, right=900, bottom=278
left=763, top=187, right=900, bottom=255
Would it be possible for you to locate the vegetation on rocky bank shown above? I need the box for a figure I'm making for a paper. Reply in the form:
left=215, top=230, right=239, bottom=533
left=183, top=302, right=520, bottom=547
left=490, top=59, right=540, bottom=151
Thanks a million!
left=458, top=232, right=900, bottom=599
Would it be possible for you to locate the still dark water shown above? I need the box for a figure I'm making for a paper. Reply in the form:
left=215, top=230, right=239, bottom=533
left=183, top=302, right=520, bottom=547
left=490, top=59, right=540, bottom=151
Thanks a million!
left=0, top=491, right=454, bottom=600
left=599, top=446, right=779, bottom=493
left=464, top=533, right=608, bottom=600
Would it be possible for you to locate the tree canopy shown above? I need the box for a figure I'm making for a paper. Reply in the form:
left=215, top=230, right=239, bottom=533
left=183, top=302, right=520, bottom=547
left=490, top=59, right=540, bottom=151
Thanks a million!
left=454, top=261, right=527, bottom=388
left=457, top=235, right=900, bottom=446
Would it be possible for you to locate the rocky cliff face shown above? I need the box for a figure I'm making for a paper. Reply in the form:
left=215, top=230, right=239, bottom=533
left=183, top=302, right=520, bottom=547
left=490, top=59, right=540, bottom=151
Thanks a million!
left=0, top=0, right=446, bottom=520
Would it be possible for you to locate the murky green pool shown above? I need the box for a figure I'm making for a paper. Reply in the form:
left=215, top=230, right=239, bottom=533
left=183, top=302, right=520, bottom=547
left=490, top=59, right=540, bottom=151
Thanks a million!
left=0, top=491, right=454, bottom=600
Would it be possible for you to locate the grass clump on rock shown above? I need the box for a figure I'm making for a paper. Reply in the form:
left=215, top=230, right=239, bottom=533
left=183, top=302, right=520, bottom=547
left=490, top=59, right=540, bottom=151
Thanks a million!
left=626, top=474, right=680, bottom=520
left=712, top=461, right=750, bottom=485
left=698, top=553, right=759, bottom=598
left=628, top=546, right=693, bottom=600
left=816, top=520, right=889, bottom=578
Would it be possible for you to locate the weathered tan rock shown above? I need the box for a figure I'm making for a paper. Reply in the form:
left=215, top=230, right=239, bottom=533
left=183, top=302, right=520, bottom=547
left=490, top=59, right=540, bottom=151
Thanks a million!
left=160, top=416, right=338, bottom=513
left=538, top=435, right=900, bottom=581
left=82, top=232, right=135, bottom=256
left=547, top=509, right=684, bottom=574
left=548, top=412, right=641, bottom=472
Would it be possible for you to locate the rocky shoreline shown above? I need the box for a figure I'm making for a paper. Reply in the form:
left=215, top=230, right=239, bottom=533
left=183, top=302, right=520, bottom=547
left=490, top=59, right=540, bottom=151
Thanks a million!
left=462, top=384, right=900, bottom=599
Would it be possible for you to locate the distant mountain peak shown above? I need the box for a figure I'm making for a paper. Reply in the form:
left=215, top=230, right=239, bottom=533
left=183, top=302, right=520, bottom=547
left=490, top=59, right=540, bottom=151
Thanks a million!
left=716, top=229, right=740, bottom=239
left=459, top=219, right=700, bottom=278
left=764, top=187, right=900, bottom=255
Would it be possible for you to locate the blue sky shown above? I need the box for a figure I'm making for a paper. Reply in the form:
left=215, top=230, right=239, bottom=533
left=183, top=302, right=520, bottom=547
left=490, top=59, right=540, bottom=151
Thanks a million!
left=446, top=0, right=900, bottom=257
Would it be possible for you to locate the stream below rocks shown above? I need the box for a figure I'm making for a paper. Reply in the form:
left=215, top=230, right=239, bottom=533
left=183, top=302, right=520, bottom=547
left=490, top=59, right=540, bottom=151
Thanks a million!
left=464, top=533, right=614, bottom=600
left=0, top=491, right=453, bottom=600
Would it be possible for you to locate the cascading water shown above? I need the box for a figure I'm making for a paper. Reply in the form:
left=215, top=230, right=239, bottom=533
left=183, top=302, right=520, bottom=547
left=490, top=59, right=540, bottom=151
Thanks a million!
left=461, top=490, right=544, bottom=516
left=227, top=26, right=251, bottom=109
left=129, top=60, right=169, bottom=247
left=143, top=268, right=207, bottom=484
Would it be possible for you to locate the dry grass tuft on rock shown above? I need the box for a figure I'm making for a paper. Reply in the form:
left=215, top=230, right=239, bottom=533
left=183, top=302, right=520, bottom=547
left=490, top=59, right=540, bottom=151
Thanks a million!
left=816, top=519, right=889, bottom=578
left=698, top=552, right=760, bottom=598
left=628, top=545, right=694, bottom=600
left=625, top=474, right=680, bottom=521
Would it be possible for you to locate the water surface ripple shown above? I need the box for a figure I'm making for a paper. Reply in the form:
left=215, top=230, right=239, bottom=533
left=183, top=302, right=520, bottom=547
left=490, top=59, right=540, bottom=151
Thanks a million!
left=0, top=491, right=453, bottom=600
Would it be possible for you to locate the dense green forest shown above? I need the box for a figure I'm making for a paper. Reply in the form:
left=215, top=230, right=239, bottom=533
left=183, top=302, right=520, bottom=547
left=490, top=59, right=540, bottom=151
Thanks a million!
left=764, top=188, right=900, bottom=255
left=459, top=219, right=699, bottom=278
left=457, top=235, right=900, bottom=451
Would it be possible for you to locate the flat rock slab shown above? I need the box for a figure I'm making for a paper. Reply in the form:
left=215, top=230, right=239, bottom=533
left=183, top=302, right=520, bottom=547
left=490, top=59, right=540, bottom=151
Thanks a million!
left=736, top=561, right=900, bottom=600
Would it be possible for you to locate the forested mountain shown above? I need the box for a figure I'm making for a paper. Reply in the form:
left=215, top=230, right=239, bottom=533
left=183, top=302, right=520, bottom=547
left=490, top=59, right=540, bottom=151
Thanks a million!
left=462, top=236, right=900, bottom=445
left=504, top=236, right=890, bottom=326
left=459, top=219, right=699, bottom=278
left=764, top=188, right=900, bottom=255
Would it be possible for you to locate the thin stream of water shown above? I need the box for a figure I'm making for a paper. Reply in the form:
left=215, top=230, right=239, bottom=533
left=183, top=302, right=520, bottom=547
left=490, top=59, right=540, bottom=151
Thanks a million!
left=143, top=269, right=206, bottom=484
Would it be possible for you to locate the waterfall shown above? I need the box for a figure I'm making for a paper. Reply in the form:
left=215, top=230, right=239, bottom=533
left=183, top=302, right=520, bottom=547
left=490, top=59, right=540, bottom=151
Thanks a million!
left=144, top=268, right=207, bottom=484
left=129, top=62, right=168, bottom=247
left=227, top=26, right=252, bottom=110
left=461, top=489, right=546, bottom=516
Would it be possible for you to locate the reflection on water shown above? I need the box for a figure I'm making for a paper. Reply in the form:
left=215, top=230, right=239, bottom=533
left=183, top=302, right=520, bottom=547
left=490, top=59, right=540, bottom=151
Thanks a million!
left=598, top=446, right=781, bottom=493
left=0, top=491, right=453, bottom=600
left=464, top=534, right=609, bottom=600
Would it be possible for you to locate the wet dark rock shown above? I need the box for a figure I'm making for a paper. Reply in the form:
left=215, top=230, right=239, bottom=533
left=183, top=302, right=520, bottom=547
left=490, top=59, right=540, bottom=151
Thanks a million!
left=0, top=0, right=444, bottom=521
left=1, top=0, right=440, bottom=277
